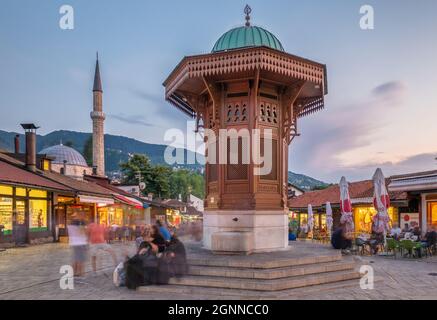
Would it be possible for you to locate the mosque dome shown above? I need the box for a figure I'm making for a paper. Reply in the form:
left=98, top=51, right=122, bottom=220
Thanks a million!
left=39, top=144, right=88, bottom=167
left=212, top=25, right=284, bottom=53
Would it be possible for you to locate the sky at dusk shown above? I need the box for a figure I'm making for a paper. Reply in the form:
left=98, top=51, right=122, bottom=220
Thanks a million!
left=1, top=0, right=436, bottom=183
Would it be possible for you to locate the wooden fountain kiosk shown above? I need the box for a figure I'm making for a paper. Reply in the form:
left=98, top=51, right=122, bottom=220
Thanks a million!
left=163, top=7, right=328, bottom=253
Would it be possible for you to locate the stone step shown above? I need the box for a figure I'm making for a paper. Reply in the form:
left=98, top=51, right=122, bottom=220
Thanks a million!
left=188, top=261, right=357, bottom=280
left=167, top=270, right=361, bottom=291
left=138, top=276, right=384, bottom=299
left=187, top=252, right=343, bottom=269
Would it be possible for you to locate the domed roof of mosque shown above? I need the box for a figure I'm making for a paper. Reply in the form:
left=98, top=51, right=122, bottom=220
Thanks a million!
left=39, top=144, right=88, bottom=167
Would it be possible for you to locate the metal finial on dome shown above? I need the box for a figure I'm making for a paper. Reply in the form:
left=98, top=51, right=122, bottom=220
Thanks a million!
left=244, top=4, right=252, bottom=27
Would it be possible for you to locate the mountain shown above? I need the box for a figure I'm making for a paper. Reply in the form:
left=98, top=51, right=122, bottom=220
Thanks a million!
left=0, top=130, right=328, bottom=189
left=0, top=130, right=204, bottom=173
left=288, top=171, right=329, bottom=191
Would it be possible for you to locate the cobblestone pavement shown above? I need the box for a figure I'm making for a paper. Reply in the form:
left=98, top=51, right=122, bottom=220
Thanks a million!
left=0, top=241, right=436, bottom=300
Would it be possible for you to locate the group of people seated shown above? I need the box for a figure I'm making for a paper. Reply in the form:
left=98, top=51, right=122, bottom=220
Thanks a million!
left=118, top=220, right=188, bottom=290
left=331, top=221, right=437, bottom=256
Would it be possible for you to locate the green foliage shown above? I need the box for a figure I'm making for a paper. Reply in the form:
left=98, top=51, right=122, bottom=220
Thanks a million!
left=83, top=136, right=93, bottom=166
left=169, top=169, right=205, bottom=201
left=148, top=165, right=172, bottom=199
left=119, top=155, right=204, bottom=201
left=64, top=141, right=74, bottom=147
left=120, top=154, right=153, bottom=188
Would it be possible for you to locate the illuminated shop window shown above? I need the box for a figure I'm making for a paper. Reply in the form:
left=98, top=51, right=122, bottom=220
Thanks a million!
left=16, top=200, right=25, bottom=225
left=29, top=199, right=47, bottom=232
left=0, top=185, right=13, bottom=196
left=0, top=197, right=12, bottom=235
left=354, top=206, right=397, bottom=233
left=16, top=187, right=26, bottom=197
left=29, top=189, right=47, bottom=198
left=428, top=202, right=437, bottom=225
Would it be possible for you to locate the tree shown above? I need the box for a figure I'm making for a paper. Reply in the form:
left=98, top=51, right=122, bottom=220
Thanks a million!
left=169, top=169, right=204, bottom=201
left=148, top=165, right=172, bottom=199
left=119, top=156, right=205, bottom=201
left=83, top=135, right=93, bottom=166
left=64, top=141, right=74, bottom=147
left=119, top=154, right=154, bottom=190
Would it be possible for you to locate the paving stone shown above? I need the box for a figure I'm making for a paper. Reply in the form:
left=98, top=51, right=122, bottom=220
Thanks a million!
left=1, top=241, right=437, bottom=299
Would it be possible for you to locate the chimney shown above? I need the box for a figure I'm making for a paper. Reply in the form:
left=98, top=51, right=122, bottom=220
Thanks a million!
left=20, top=123, right=39, bottom=172
left=62, top=160, right=67, bottom=175
left=14, top=135, right=20, bottom=154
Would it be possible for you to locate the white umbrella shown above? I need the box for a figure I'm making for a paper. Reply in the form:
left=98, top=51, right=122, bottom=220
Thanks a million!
left=326, top=201, right=333, bottom=234
left=307, top=204, right=314, bottom=233
left=372, top=168, right=390, bottom=236
left=339, top=176, right=355, bottom=234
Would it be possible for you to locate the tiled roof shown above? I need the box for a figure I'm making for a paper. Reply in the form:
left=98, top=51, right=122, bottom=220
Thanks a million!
left=84, top=175, right=145, bottom=200
left=162, top=199, right=187, bottom=208
left=186, top=205, right=203, bottom=216
left=0, top=160, right=71, bottom=192
left=42, top=171, right=113, bottom=197
left=0, top=152, right=27, bottom=166
left=288, top=179, right=407, bottom=209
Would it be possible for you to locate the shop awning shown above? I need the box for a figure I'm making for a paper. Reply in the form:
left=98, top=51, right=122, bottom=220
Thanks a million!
left=114, top=195, right=144, bottom=208
left=79, top=195, right=114, bottom=205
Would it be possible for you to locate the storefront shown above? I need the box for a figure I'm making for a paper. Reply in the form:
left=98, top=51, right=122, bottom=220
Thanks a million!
left=0, top=184, right=52, bottom=244
left=54, top=194, right=114, bottom=240
left=353, top=205, right=398, bottom=234
left=289, top=178, right=408, bottom=239
left=98, top=203, right=146, bottom=227
left=389, top=170, right=437, bottom=232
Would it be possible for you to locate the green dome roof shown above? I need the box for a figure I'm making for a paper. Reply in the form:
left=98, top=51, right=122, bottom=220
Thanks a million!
left=212, top=26, right=284, bottom=53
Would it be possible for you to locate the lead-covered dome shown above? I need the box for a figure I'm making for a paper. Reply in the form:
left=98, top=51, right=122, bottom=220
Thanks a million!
left=39, top=144, right=88, bottom=167
left=212, top=25, right=284, bottom=53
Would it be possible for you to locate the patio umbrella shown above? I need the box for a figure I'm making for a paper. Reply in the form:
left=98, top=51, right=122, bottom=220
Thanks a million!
left=326, top=201, right=333, bottom=235
left=307, top=204, right=314, bottom=233
left=372, top=168, right=391, bottom=236
left=339, top=176, right=355, bottom=234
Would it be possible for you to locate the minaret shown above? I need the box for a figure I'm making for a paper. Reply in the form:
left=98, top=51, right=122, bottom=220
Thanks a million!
left=91, top=53, right=105, bottom=176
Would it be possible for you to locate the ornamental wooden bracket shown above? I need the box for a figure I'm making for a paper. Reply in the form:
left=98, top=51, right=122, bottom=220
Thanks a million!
left=202, top=77, right=221, bottom=127
left=282, top=81, right=305, bottom=144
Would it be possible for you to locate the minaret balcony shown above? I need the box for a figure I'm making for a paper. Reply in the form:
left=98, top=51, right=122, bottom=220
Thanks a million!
left=90, top=111, right=106, bottom=120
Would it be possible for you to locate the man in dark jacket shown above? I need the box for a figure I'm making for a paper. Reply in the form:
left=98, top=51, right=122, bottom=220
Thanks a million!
left=331, top=224, right=352, bottom=252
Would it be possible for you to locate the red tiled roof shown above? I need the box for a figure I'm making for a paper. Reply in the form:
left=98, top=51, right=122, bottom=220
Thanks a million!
left=0, top=161, right=71, bottom=192
left=84, top=175, right=137, bottom=198
left=42, top=171, right=113, bottom=197
left=288, top=179, right=408, bottom=209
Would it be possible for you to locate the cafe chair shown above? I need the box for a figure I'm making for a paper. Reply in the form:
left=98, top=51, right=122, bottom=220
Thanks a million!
left=386, top=238, right=400, bottom=259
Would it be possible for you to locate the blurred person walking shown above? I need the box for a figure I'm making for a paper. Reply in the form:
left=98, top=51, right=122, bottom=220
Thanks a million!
left=88, top=221, right=117, bottom=273
left=67, top=212, right=88, bottom=277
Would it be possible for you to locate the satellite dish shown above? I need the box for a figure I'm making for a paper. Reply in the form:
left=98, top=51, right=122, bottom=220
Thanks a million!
left=139, top=182, right=146, bottom=190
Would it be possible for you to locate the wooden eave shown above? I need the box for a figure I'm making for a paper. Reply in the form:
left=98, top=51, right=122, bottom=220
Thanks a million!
left=163, top=46, right=328, bottom=119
